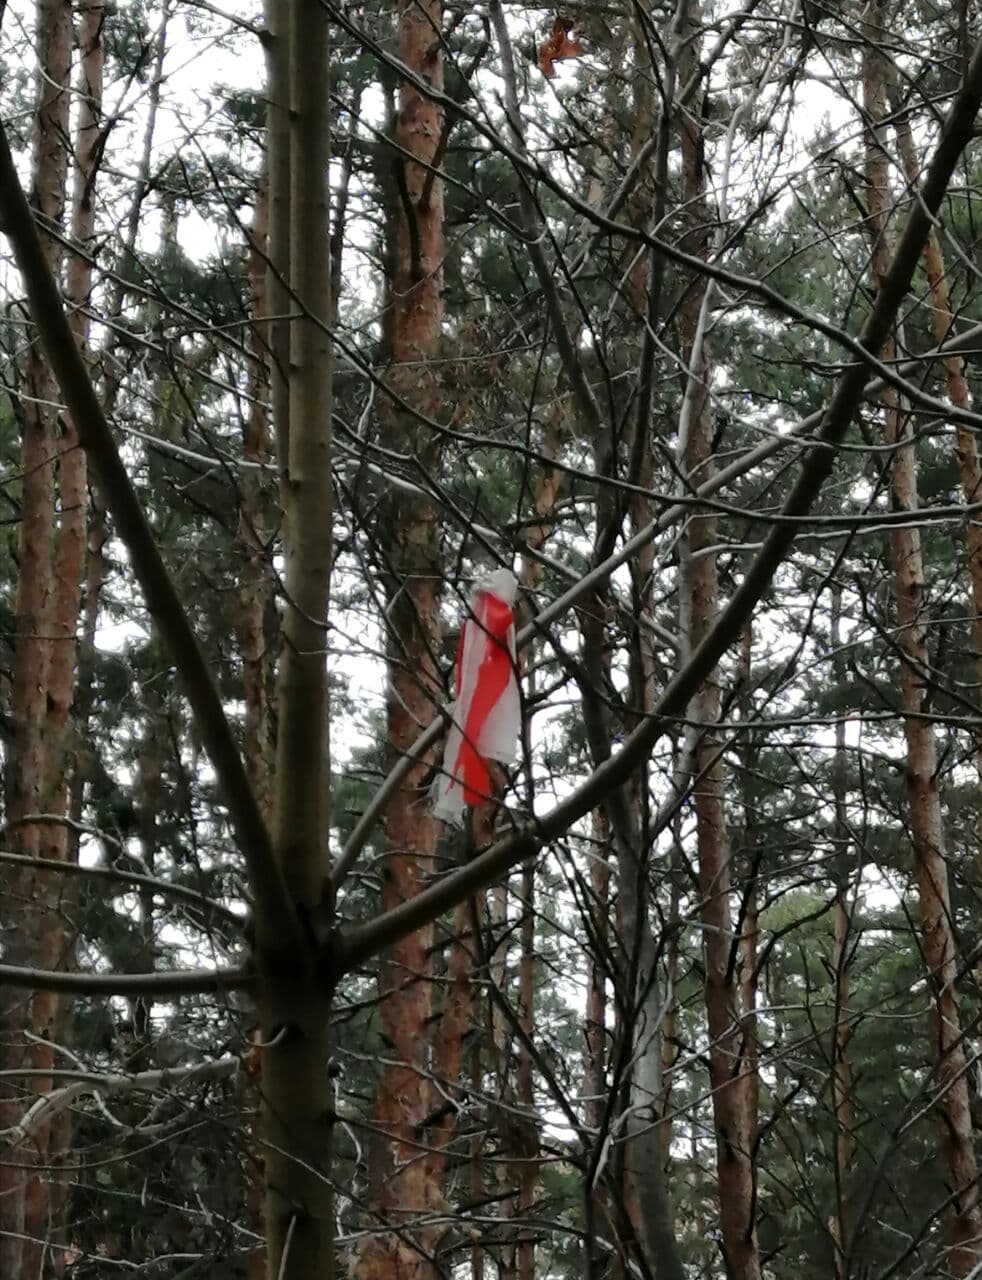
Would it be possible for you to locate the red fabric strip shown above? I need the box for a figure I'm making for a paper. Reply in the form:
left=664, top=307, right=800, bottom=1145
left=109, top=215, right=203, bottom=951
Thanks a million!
left=453, top=591, right=514, bottom=805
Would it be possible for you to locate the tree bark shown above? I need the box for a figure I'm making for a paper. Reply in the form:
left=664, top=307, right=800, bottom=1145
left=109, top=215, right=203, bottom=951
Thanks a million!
left=258, top=4, right=335, bottom=1279
left=658, top=867, right=681, bottom=1158
left=354, top=0, right=446, bottom=1273
left=234, top=170, right=275, bottom=1280
left=890, top=77, right=982, bottom=863
left=1, top=14, right=981, bottom=1280
left=680, top=9, right=761, bottom=1279
left=862, top=6, right=982, bottom=1272
left=236, top=175, right=275, bottom=820
left=584, top=810, right=610, bottom=1141
left=515, top=857, right=536, bottom=1280
left=27, top=0, right=102, bottom=1262
left=829, top=584, right=854, bottom=1280
left=1, top=2, right=73, bottom=1271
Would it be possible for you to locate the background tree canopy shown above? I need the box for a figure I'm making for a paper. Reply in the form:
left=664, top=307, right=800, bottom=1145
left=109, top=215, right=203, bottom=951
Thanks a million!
left=2, top=1, right=982, bottom=1279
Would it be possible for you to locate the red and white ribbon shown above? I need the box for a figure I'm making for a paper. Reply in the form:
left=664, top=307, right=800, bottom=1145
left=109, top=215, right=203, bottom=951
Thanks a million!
left=433, top=569, right=521, bottom=825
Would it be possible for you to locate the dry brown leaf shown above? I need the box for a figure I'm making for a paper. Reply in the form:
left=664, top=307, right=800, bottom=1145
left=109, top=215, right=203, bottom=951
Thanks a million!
left=537, top=17, right=585, bottom=79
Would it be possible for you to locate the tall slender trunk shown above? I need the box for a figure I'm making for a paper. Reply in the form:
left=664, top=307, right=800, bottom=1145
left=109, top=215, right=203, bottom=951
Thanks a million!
left=237, top=174, right=274, bottom=1280
left=422, top=793, right=498, bottom=1273
left=583, top=806, right=616, bottom=1278
left=890, top=80, right=982, bottom=864
left=418, top=349, right=558, bottom=1278
left=258, top=4, right=335, bottom=1279
left=354, top=0, right=445, bottom=1273
left=515, top=857, right=536, bottom=1280
left=470, top=1040, right=485, bottom=1280
left=829, top=583, right=854, bottom=1279
left=497, top=362, right=566, bottom=1280
left=490, top=879, right=517, bottom=1280
left=237, top=176, right=275, bottom=818
left=735, top=621, right=759, bottom=1222
left=584, top=810, right=610, bottom=1138
left=43, top=0, right=101, bottom=855
left=617, top=10, right=689, bottom=1270
left=658, top=864, right=681, bottom=1156
left=26, top=4, right=102, bottom=1268
left=0, top=2, right=73, bottom=1271
left=862, top=7, right=982, bottom=1272
left=681, top=9, right=760, bottom=1279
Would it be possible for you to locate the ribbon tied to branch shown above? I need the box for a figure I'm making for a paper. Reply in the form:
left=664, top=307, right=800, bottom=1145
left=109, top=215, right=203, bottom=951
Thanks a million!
left=432, top=569, right=521, bottom=825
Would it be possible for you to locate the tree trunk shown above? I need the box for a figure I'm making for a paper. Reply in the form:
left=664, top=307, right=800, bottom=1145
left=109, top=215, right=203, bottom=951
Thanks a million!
left=735, top=622, right=760, bottom=1236
left=237, top=175, right=275, bottom=819
left=584, top=809, right=610, bottom=1141
left=515, top=857, right=536, bottom=1280
left=237, top=172, right=275, bottom=1280
left=890, top=78, right=982, bottom=865
left=259, top=4, right=335, bottom=1279
left=43, top=0, right=101, bottom=854
left=28, top=3, right=102, bottom=1267
left=490, top=879, right=518, bottom=1280
left=681, top=9, right=761, bottom=1279
left=658, top=866, right=681, bottom=1158
left=829, top=584, right=854, bottom=1279
left=1, top=2, right=73, bottom=1271
left=862, top=7, right=982, bottom=1272
left=736, top=622, right=759, bottom=1083
left=617, top=9, right=687, bottom=1268
left=470, top=1040, right=485, bottom=1280
left=354, top=0, right=445, bottom=1272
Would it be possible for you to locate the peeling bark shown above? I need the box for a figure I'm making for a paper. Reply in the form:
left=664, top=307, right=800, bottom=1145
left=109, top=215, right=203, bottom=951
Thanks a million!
left=354, top=0, right=446, bottom=1273
left=863, top=7, right=982, bottom=1271
left=891, top=79, right=982, bottom=868
left=1, top=2, right=73, bottom=1271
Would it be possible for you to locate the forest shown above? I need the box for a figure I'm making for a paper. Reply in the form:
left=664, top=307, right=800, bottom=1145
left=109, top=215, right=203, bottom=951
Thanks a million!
left=2, top=0, right=982, bottom=1277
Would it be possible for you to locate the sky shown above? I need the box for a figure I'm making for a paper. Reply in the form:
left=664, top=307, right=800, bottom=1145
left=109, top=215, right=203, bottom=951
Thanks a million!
left=0, top=0, right=934, bottom=975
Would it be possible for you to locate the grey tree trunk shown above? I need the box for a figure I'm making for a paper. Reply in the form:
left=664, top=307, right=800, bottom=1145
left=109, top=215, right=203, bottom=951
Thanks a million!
left=258, top=4, right=335, bottom=1279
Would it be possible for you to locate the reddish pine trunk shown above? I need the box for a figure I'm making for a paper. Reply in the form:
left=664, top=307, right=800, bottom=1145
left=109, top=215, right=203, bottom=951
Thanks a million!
left=863, top=8, right=982, bottom=1270
left=681, top=10, right=760, bottom=1279
left=354, top=0, right=445, bottom=1273
left=1, top=4, right=73, bottom=1272
left=34, top=0, right=102, bottom=1157
left=43, top=0, right=100, bottom=856
left=891, top=83, right=982, bottom=857
left=425, top=798, right=501, bottom=1200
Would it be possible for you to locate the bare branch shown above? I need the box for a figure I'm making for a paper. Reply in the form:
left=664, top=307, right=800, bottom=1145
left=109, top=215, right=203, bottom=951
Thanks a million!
left=1, top=1058, right=240, bottom=1145
left=0, top=117, right=304, bottom=962
left=335, top=27, right=982, bottom=974
left=0, top=963, right=253, bottom=996
left=333, top=315, right=982, bottom=883
left=0, top=850, right=245, bottom=930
